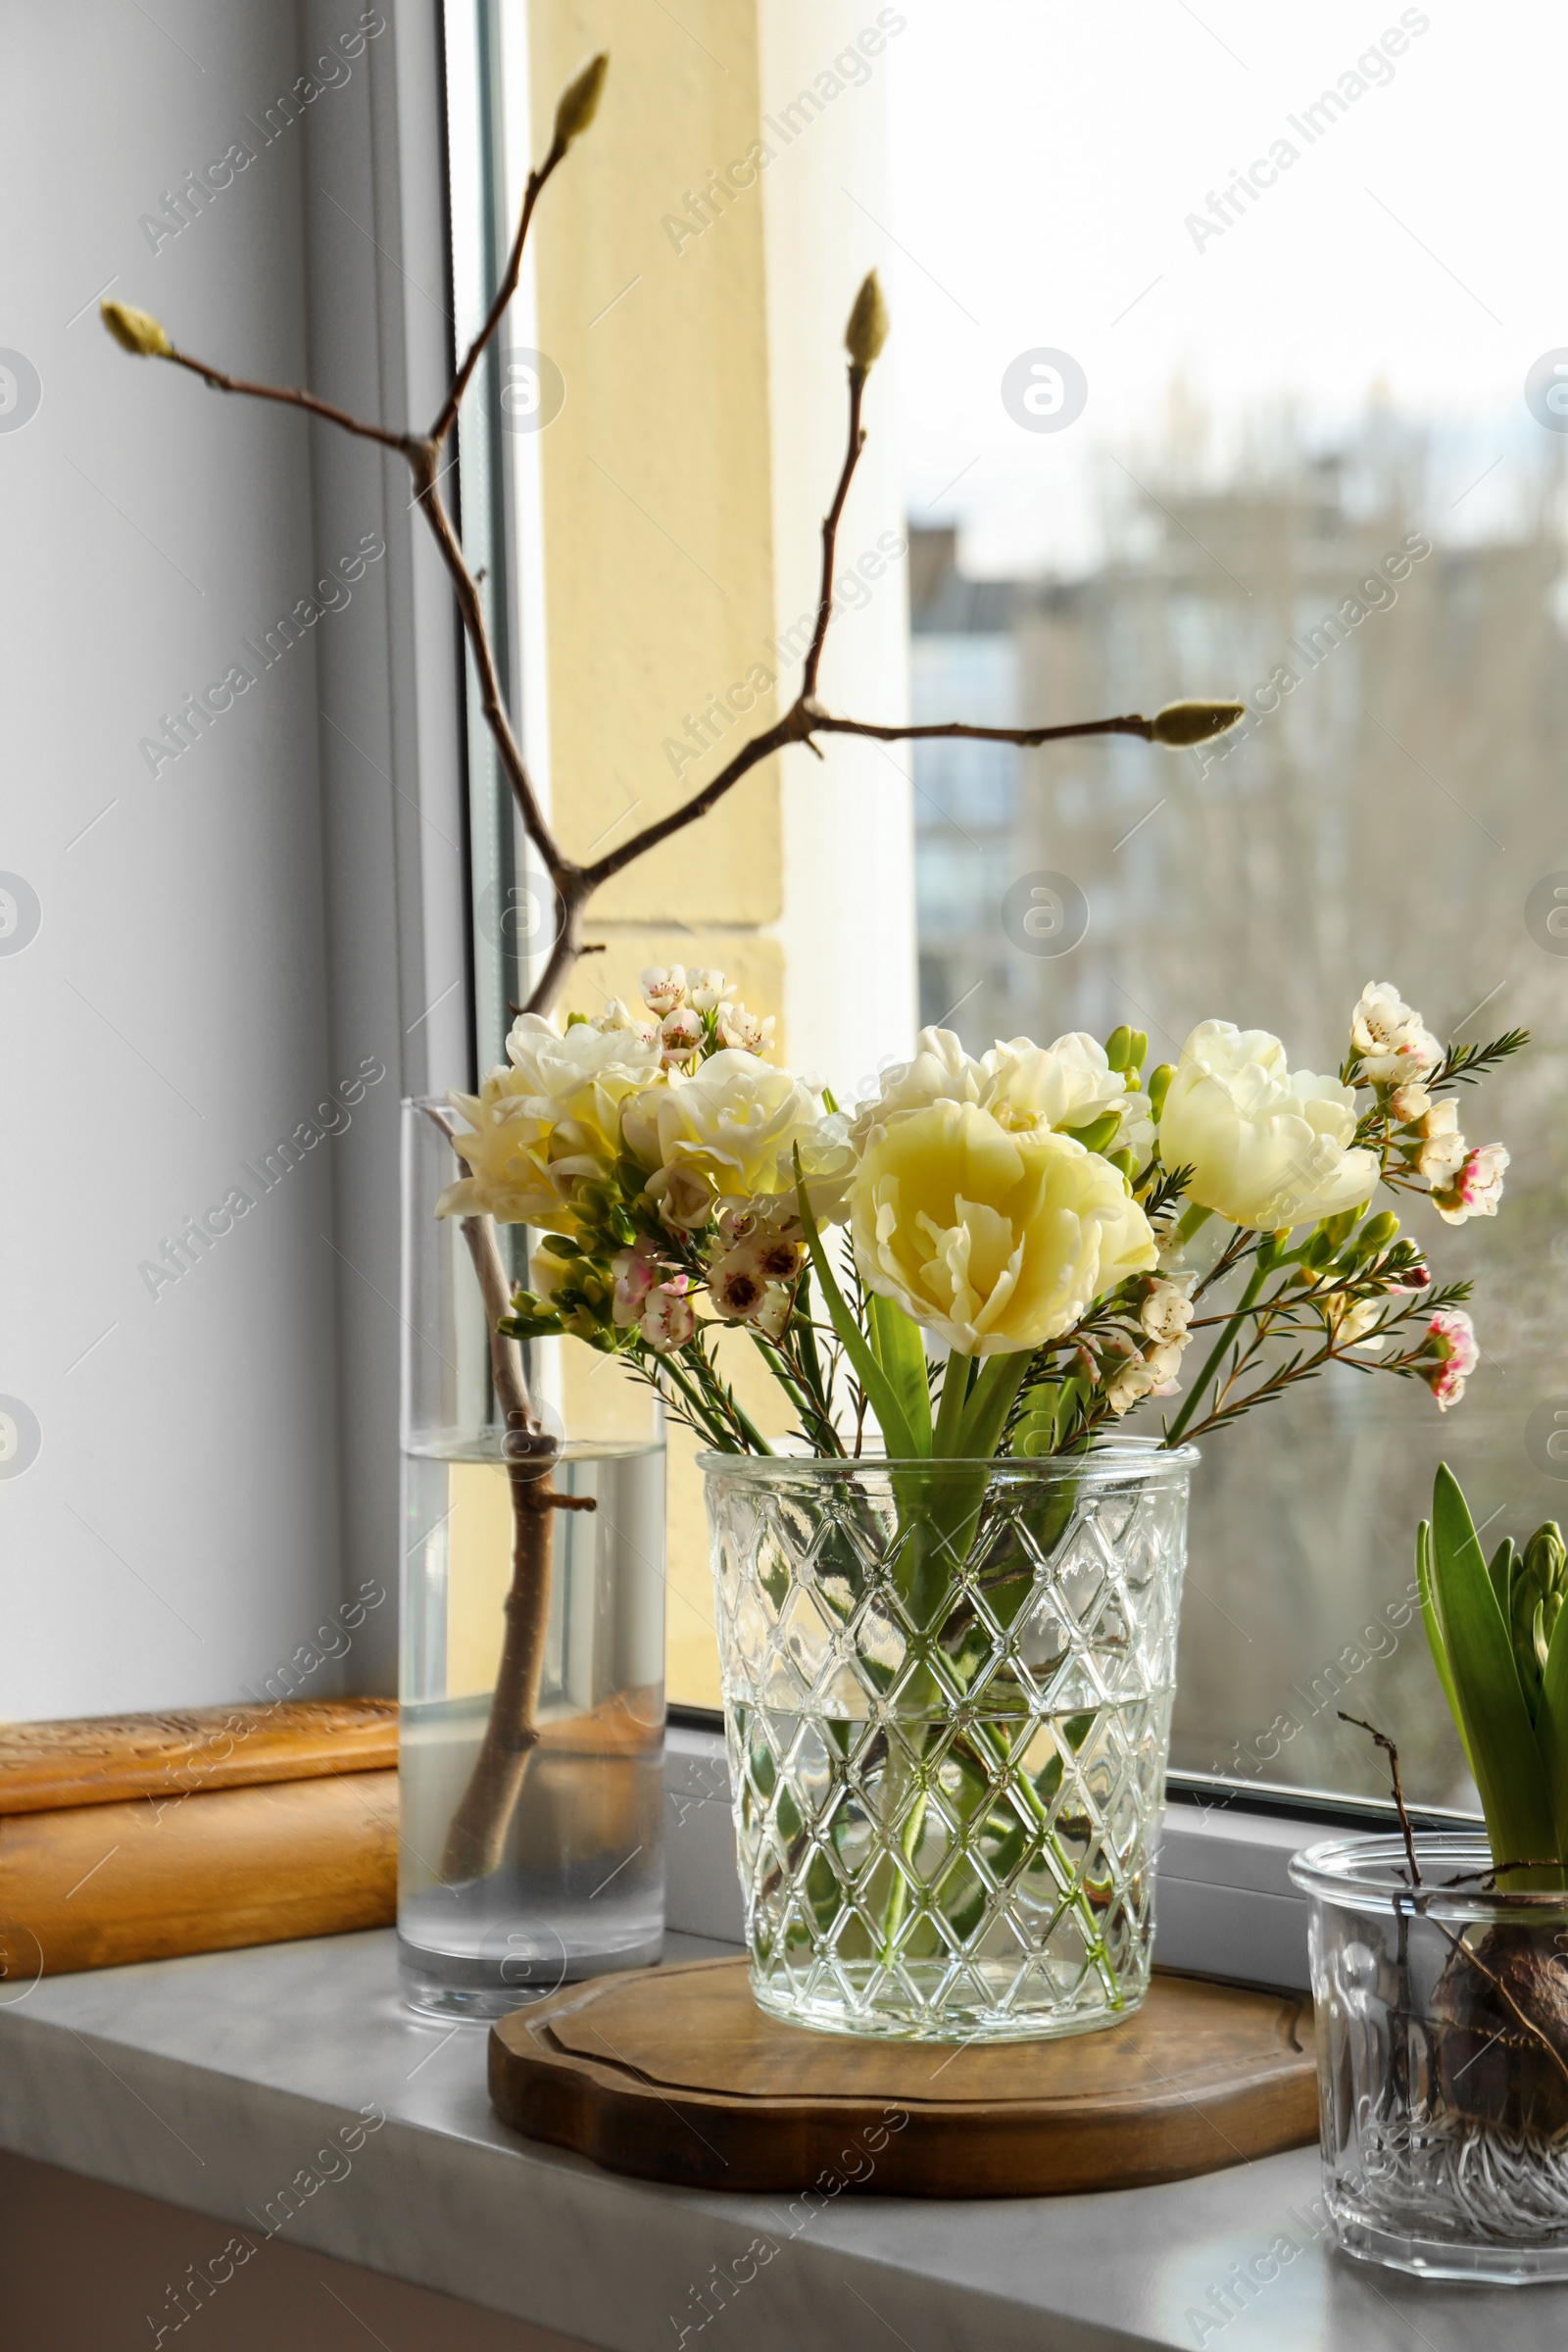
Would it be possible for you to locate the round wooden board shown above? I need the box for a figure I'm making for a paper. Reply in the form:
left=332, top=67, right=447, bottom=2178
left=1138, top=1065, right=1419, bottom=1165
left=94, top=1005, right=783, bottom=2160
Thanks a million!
left=488, top=1959, right=1317, bottom=2197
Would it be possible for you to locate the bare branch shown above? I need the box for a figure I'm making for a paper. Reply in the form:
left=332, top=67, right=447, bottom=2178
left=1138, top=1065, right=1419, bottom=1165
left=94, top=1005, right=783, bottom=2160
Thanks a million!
left=802, top=366, right=866, bottom=698
left=429, top=141, right=566, bottom=448
left=580, top=714, right=799, bottom=893
left=808, top=710, right=1159, bottom=750
left=409, top=443, right=569, bottom=890
left=165, top=349, right=415, bottom=457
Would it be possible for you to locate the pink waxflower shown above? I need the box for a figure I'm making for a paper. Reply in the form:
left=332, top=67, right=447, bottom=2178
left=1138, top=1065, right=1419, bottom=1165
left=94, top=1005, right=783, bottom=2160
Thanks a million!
left=611, top=1244, right=662, bottom=1329
left=717, top=1003, right=775, bottom=1055
left=1418, top=1306, right=1479, bottom=1412
left=640, top=1280, right=695, bottom=1351
left=660, top=1007, right=704, bottom=1064
left=1433, top=1143, right=1509, bottom=1227
left=641, top=965, right=687, bottom=1017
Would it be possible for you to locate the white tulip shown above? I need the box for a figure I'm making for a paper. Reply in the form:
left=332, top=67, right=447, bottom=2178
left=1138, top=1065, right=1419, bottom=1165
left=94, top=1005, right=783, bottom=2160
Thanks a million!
left=1158, top=1020, right=1378, bottom=1232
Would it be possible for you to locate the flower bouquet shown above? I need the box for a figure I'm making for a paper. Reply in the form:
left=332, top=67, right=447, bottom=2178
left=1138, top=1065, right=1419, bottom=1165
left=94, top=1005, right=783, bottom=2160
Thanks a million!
left=444, top=970, right=1521, bottom=2038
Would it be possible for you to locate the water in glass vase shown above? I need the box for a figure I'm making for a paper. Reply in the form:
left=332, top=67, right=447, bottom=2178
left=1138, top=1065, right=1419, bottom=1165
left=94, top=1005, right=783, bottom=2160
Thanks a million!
left=399, top=1441, right=665, bottom=2020
left=731, top=1688, right=1173, bottom=2041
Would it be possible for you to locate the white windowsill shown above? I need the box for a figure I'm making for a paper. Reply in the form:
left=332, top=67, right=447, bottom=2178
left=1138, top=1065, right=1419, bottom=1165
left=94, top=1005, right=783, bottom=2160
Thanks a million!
left=0, top=1734, right=1549, bottom=2350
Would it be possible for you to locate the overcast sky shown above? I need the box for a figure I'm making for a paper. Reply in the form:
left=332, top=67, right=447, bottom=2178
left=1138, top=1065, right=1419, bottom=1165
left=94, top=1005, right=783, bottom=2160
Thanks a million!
left=883, top=1, right=1568, bottom=575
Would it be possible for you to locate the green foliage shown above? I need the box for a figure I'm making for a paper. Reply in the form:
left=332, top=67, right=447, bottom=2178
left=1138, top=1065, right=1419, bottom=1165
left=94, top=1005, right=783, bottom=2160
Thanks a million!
left=1418, top=1465, right=1566, bottom=1888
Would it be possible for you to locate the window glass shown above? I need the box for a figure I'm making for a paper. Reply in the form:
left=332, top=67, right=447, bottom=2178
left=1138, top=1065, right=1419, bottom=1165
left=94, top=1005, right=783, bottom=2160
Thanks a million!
left=892, top=2, right=1566, bottom=1809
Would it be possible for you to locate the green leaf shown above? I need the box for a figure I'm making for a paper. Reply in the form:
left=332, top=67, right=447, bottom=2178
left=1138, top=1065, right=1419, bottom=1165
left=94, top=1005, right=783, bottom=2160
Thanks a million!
left=1429, top=1465, right=1557, bottom=1885
left=868, top=1293, right=933, bottom=1451
left=1416, top=1519, right=1471, bottom=1775
left=1535, top=1601, right=1568, bottom=1867
left=794, top=1155, right=918, bottom=1458
left=1488, top=1536, right=1514, bottom=1623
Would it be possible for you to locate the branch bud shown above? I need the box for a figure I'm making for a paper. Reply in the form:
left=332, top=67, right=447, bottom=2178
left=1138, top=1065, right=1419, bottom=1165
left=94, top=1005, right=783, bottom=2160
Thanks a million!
left=1151, top=699, right=1247, bottom=747
left=845, top=270, right=889, bottom=374
left=100, top=300, right=172, bottom=359
left=554, top=52, right=609, bottom=151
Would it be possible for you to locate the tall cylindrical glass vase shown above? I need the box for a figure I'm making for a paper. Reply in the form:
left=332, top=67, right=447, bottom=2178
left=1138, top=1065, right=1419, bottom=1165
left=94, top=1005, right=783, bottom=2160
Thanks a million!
left=398, top=1099, right=666, bottom=2019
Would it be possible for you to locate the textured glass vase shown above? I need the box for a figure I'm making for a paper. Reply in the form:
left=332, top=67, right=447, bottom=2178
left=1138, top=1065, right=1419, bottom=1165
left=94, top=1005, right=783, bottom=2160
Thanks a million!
left=704, top=1441, right=1194, bottom=2041
left=399, top=1099, right=666, bottom=2020
left=1291, top=1834, right=1568, bottom=2282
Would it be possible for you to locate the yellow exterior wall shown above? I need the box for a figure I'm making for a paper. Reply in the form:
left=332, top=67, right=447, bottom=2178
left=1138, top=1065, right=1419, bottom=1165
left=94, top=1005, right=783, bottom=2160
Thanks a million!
left=525, top=1, right=792, bottom=1704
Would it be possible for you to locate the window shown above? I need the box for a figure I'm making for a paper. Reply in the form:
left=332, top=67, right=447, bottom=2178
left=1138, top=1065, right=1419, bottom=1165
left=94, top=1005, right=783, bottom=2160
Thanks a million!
left=890, top=2, right=1564, bottom=1815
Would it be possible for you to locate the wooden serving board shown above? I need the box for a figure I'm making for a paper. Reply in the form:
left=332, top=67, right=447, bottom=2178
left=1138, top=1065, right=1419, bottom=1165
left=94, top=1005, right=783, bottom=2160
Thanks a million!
left=489, top=1957, right=1317, bottom=2196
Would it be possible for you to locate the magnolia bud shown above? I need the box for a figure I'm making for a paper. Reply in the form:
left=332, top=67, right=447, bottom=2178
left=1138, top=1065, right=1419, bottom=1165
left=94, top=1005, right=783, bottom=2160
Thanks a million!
left=101, top=300, right=172, bottom=358
left=845, top=270, right=889, bottom=374
left=1151, top=700, right=1247, bottom=747
left=1104, top=1024, right=1134, bottom=1072
left=553, top=52, right=609, bottom=151
left=1148, top=1063, right=1175, bottom=1119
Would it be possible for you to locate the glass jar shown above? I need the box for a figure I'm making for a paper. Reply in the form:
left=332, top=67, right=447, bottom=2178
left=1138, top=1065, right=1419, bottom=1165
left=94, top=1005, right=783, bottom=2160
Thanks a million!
left=703, top=1440, right=1195, bottom=2041
left=1290, top=1832, right=1568, bottom=2281
left=398, top=1099, right=666, bottom=2019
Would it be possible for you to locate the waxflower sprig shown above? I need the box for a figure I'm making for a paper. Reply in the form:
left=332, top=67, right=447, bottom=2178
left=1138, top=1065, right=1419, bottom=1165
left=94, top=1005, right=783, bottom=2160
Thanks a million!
left=444, top=964, right=1520, bottom=1464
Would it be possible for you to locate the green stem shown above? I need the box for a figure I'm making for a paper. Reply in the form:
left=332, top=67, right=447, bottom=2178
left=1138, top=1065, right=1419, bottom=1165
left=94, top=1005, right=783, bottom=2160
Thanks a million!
left=1164, top=1257, right=1269, bottom=1447
left=932, top=1350, right=972, bottom=1458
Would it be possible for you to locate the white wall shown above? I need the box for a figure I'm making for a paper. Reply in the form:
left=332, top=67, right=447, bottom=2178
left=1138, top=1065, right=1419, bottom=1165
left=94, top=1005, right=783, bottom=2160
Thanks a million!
left=0, top=0, right=464, bottom=1716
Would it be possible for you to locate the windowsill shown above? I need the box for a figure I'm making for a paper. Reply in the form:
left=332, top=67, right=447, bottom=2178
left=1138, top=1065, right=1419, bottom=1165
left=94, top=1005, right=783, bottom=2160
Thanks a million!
left=1, top=1734, right=1559, bottom=2348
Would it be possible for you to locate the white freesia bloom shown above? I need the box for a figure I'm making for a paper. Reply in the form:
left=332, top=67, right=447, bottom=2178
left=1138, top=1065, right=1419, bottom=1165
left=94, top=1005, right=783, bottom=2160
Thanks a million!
left=849, top=1027, right=985, bottom=1148
left=982, top=1032, right=1153, bottom=1154
left=850, top=1101, right=1156, bottom=1356
left=1158, top=1021, right=1378, bottom=1231
left=851, top=1025, right=1151, bottom=1155
left=438, top=1014, right=661, bottom=1225
left=1349, top=982, right=1443, bottom=1084
left=623, top=1050, right=849, bottom=1231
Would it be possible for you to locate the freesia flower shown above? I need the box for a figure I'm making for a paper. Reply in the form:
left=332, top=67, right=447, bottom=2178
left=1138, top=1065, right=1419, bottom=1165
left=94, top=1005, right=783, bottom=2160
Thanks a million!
left=849, top=1101, right=1157, bottom=1356
left=848, top=1027, right=985, bottom=1149
left=624, top=1050, right=844, bottom=1232
left=437, top=1014, right=661, bottom=1224
left=1434, top=1143, right=1509, bottom=1226
left=1349, top=982, right=1443, bottom=1085
left=1157, top=1021, right=1378, bottom=1231
left=1417, top=1305, right=1479, bottom=1411
left=851, top=1025, right=1151, bottom=1156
